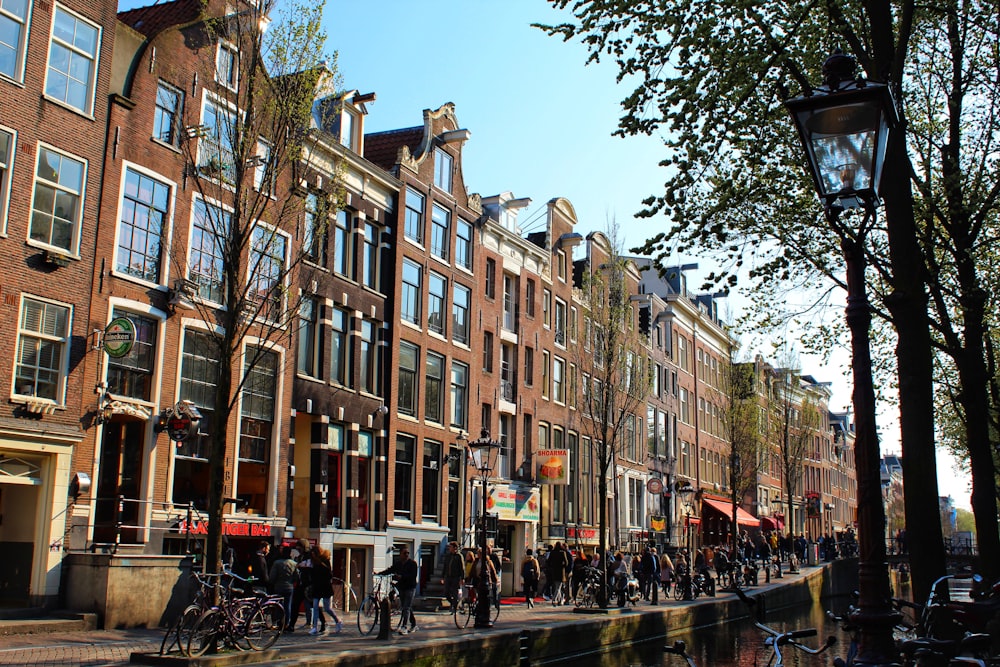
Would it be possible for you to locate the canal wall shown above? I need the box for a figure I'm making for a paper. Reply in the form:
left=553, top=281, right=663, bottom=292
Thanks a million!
left=269, top=562, right=854, bottom=667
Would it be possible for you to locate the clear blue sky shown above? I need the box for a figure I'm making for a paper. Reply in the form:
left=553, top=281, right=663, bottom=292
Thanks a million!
left=116, top=0, right=972, bottom=509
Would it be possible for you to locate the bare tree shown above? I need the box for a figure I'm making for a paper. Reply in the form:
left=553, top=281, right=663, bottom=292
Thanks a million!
left=572, top=224, right=652, bottom=607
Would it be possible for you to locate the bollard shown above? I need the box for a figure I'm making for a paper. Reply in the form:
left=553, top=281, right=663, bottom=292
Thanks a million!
left=377, top=598, right=391, bottom=639
left=651, top=578, right=659, bottom=605
left=765, top=563, right=770, bottom=584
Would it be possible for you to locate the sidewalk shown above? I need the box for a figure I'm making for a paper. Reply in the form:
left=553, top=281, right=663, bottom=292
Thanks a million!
left=0, top=565, right=827, bottom=667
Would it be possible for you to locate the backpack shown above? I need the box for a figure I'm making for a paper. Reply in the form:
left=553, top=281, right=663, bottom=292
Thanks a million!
left=523, top=557, right=539, bottom=580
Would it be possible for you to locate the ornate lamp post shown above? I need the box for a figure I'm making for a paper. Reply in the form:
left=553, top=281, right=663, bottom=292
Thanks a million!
left=729, top=452, right=740, bottom=550
left=676, top=483, right=695, bottom=600
left=783, top=49, right=900, bottom=666
left=466, top=428, right=501, bottom=629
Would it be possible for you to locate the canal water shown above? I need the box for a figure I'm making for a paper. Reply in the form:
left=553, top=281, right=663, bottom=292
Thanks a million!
left=590, top=596, right=858, bottom=667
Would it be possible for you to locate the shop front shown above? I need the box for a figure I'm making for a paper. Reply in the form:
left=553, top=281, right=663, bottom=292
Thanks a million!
left=487, top=482, right=539, bottom=596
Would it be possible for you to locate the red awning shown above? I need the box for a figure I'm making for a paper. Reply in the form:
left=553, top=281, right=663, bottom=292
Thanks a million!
left=702, top=497, right=759, bottom=527
left=760, top=516, right=785, bottom=532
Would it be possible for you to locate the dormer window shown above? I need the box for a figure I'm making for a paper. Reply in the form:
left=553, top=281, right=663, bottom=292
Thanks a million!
left=340, top=107, right=358, bottom=151
left=434, top=147, right=452, bottom=192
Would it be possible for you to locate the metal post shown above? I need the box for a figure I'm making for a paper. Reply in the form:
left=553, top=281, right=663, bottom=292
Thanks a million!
left=474, top=479, right=493, bottom=628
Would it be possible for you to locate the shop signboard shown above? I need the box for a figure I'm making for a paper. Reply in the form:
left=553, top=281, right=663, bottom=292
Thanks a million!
left=487, top=483, right=540, bottom=522
left=535, top=449, right=569, bottom=485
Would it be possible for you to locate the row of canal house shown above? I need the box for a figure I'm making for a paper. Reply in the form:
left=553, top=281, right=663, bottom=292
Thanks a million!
left=0, top=0, right=857, bottom=612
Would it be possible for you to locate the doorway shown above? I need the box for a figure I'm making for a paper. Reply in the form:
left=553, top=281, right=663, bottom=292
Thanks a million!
left=94, top=420, right=146, bottom=544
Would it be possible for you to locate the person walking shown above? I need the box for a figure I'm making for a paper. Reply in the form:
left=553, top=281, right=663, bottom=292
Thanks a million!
left=308, top=547, right=342, bottom=635
left=381, top=546, right=418, bottom=634
left=440, top=541, right=465, bottom=612
left=287, top=540, right=312, bottom=632
left=659, top=552, right=675, bottom=597
left=249, top=540, right=271, bottom=591
left=268, top=546, right=298, bottom=629
left=521, top=548, right=540, bottom=608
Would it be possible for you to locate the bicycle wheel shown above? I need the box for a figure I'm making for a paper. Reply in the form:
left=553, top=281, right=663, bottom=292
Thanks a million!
left=673, top=583, right=685, bottom=601
left=245, top=602, right=283, bottom=651
left=357, top=595, right=379, bottom=635
left=186, top=609, right=221, bottom=658
left=331, top=579, right=358, bottom=613
left=491, top=591, right=500, bottom=623
left=452, top=597, right=470, bottom=629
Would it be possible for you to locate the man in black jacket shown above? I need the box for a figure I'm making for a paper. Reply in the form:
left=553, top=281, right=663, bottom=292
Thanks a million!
left=381, top=547, right=419, bottom=634
left=439, top=541, right=465, bottom=611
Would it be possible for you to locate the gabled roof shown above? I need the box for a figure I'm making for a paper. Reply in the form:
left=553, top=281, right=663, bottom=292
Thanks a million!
left=118, top=0, right=203, bottom=38
left=363, top=127, right=422, bottom=170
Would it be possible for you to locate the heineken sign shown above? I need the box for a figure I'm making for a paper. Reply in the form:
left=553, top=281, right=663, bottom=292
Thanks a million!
left=104, top=317, right=136, bottom=358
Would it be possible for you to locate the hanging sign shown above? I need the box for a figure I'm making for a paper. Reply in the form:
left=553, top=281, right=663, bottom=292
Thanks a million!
left=535, top=449, right=569, bottom=485
left=103, top=317, right=136, bottom=358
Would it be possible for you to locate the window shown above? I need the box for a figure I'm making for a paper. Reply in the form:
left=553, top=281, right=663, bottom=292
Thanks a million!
left=430, top=203, right=450, bottom=260
left=153, top=82, right=182, bottom=145
left=452, top=283, right=470, bottom=345
left=425, top=352, right=444, bottom=424
left=0, top=128, right=10, bottom=233
left=362, top=222, right=379, bottom=290
left=174, top=329, right=217, bottom=506
left=330, top=307, right=350, bottom=386
left=296, top=297, right=320, bottom=377
left=679, top=387, right=690, bottom=424
left=333, top=210, right=351, bottom=277
left=404, top=187, right=424, bottom=244
left=394, top=434, right=415, bottom=519
left=542, top=289, right=551, bottom=328
left=502, top=274, right=516, bottom=331
left=249, top=224, right=287, bottom=322
left=188, top=198, right=230, bottom=303
left=483, top=331, right=493, bottom=373
left=428, top=272, right=446, bottom=336
left=450, top=361, right=468, bottom=429
left=106, top=310, right=157, bottom=402
left=46, top=6, right=100, bottom=114
left=340, top=108, right=358, bottom=150
left=455, top=219, right=472, bottom=270
left=556, top=250, right=567, bottom=281
left=523, top=347, right=533, bottom=386
left=253, top=139, right=272, bottom=194
left=626, top=414, right=637, bottom=460
left=552, top=356, right=566, bottom=404
left=216, top=41, right=238, bottom=89
left=401, top=258, right=423, bottom=325
left=0, top=0, right=29, bottom=81
left=15, top=297, right=70, bottom=401
left=360, top=319, right=378, bottom=394
left=201, top=97, right=236, bottom=183
left=30, top=145, right=85, bottom=252
left=398, top=342, right=418, bottom=417
left=422, top=439, right=441, bottom=521
left=303, top=193, right=326, bottom=266
left=239, top=348, right=276, bottom=464
left=541, top=351, right=550, bottom=399
left=580, top=436, right=592, bottom=523
left=116, top=167, right=169, bottom=283
left=485, top=258, right=495, bottom=298
left=434, top=147, right=452, bottom=192
left=554, top=299, right=567, bottom=345
left=628, top=477, right=644, bottom=526
left=525, top=279, right=535, bottom=317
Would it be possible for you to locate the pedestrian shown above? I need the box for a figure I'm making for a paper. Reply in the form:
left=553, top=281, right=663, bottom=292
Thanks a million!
left=463, top=548, right=476, bottom=580
left=659, top=552, right=674, bottom=596
left=639, top=547, right=657, bottom=600
left=540, top=545, right=553, bottom=598
left=571, top=549, right=590, bottom=600
left=521, top=548, right=540, bottom=608
left=287, top=539, right=313, bottom=631
left=380, top=546, right=418, bottom=634
left=440, top=541, right=465, bottom=611
left=308, top=546, right=342, bottom=635
left=249, top=540, right=271, bottom=591
left=268, top=546, right=298, bottom=630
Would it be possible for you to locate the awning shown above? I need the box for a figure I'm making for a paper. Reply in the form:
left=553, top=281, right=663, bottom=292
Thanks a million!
left=760, top=516, right=784, bottom=532
left=702, top=497, right=759, bottom=527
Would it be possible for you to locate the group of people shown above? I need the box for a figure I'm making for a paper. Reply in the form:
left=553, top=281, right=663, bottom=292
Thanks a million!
left=440, top=541, right=503, bottom=611
left=243, top=539, right=344, bottom=636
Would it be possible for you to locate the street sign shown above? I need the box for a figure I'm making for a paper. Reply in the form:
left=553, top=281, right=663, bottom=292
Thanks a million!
left=103, top=317, right=136, bottom=358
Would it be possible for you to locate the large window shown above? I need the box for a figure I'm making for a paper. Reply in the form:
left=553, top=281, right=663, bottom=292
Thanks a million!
left=332, top=209, right=351, bottom=277
left=174, top=329, right=218, bottom=507
left=15, top=297, right=70, bottom=402
left=303, top=192, right=326, bottom=266
left=238, top=349, right=275, bottom=515
left=434, top=148, right=452, bottom=192
left=450, top=361, right=468, bottom=429
left=455, top=219, right=472, bottom=270
left=46, top=6, right=100, bottom=114
left=427, top=272, right=446, bottom=336
left=552, top=356, right=566, bottom=404
left=153, top=82, right=182, bottom=146
left=359, top=319, right=378, bottom=394
left=330, top=307, right=350, bottom=386
left=188, top=198, right=230, bottom=303
left=425, top=351, right=444, bottom=424
left=249, top=224, right=287, bottom=322
left=0, top=128, right=11, bottom=234
left=200, top=97, right=236, bottom=183
left=296, top=297, right=320, bottom=378
left=0, top=0, right=29, bottom=81
left=362, top=222, right=379, bottom=289
left=422, top=439, right=441, bottom=521
left=30, top=145, right=85, bottom=252
left=401, top=258, right=422, bottom=325
left=106, top=310, right=157, bottom=402
left=394, top=433, right=415, bottom=519
left=404, top=187, right=424, bottom=244
left=452, top=283, right=470, bottom=345
left=430, top=203, right=449, bottom=261
left=117, top=167, right=169, bottom=283
left=216, top=40, right=238, bottom=90
left=398, top=342, right=418, bottom=417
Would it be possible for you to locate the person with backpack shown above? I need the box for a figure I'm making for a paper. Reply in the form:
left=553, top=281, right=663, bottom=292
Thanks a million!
left=521, top=548, right=540, bottom=608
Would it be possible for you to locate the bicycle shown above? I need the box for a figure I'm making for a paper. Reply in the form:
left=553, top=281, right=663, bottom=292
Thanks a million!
left=357, top=573, right=401, bottom=635
left=663, top=639, right=700, bottom=666
left=735, top=588, right=837, bottom=667
left=573, top=567, right=603, bottom=609
left=159, top=571, right=222, bottom=656
left=185, top=571, right=285, bottom=657
left=330, top=577, right=359, bottom=614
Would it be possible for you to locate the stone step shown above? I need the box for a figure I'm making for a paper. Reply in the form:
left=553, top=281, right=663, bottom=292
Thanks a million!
left=0, top=611, right=98, bottom=636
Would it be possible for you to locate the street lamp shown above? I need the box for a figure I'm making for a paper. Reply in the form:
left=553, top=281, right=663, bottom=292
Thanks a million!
left=729, top=452, right=740, bottom=550
left=783, top=49, right=900, bottom=666
left=676, top=483, right=695, bottom=601
left=466, top=428, right=501, bottom=629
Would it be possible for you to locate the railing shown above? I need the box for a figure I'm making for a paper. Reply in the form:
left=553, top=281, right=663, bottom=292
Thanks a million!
left=71, top=496, right=210, bottom=555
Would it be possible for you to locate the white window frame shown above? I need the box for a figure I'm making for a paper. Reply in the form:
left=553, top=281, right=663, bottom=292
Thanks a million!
left=248, top=222, right=289, bottom=324
left=186, top=194, right=232, bottom=305
left=434, top=147, right=453, bottom=192
left=198, top=92, right=238, bottom=185
left=153, top=80, right=183, bottom=147
left=113, top=161, right=176, bottom=287
left=253, top=138, right=272, bottom=194
left=13, top=295, right=72, bottom=404
left=340, top=106, right=359, bottom=151
left=0, top=0, right=32, bottom=83
left=44, top=4, right=101, bottom=115
left=0, top=125, right=14, bottom=235
left=28, top=142, right=86, bottom=255
left=216, top=40, right=239, bottom=90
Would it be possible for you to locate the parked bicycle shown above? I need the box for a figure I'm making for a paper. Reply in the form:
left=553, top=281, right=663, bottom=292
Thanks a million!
left=159, top=570, right=222, bottom=656
left=357, top=573, right=401, bottom=635
left=574, top=567, right=604, bottom=609
left=184, top=570, right=285, bottom=657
